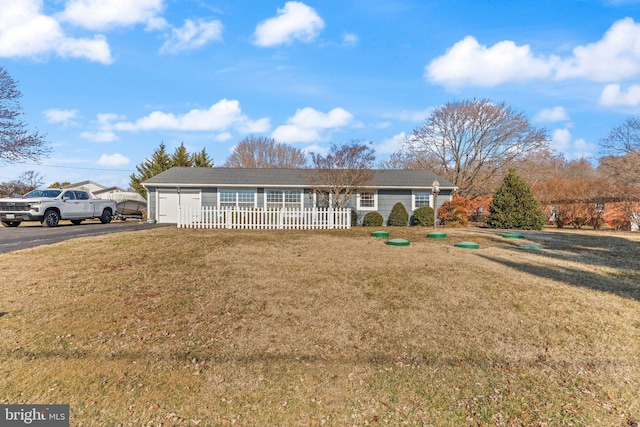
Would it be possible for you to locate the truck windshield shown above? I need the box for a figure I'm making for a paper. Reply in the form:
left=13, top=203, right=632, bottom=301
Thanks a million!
left=23, top=189, right=62, bottom=198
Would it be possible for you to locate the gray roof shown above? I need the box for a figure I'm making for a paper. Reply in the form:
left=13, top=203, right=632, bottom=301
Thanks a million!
left=143, top=167, right=456, bottom=190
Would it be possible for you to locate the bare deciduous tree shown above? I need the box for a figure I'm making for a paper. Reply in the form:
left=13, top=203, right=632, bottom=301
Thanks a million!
left=600, top=115, right=640, bottom=156
left=225, top=136, right=307, bottom=168
left=0, top=67, right=49, bottom=163
left=307, top=140, right=376, bottom=209
left=402, top=99, right=549, bottom=198
left=0, top=170, right=45, bottom=197
left=599, top=116, right=640, bottom=190
left=598, top=153, right=640, bottom=190
left=378, top=151, right=430, bottom=170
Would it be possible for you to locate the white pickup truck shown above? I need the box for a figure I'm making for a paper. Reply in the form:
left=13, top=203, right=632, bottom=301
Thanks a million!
left=0, top=188, right=117, bottom=227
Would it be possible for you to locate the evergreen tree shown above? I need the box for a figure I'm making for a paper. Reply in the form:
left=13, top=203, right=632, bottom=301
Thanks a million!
left=171, top=143, right=192, bottom=167
left=130, top=143, right=172, bottom=198
left=486, top=169, right=546, bottom=230
left=388, top=202, right=409, bottom=226
left=191, top=148, right=213, bottom=167
left=131, top=143, right=214, bottom=199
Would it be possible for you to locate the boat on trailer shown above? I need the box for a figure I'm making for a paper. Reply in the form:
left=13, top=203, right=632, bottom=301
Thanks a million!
left=97, top=191, right=147, bottom=219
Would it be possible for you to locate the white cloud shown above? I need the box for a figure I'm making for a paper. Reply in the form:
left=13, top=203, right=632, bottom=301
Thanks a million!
left=236, top=117, right=272, bottom=133
left=253, top=1, right=325, bottom=47
left=57, top=35, right=112, bottom=63
left=427, top=17, right=640, bottom=88
left=552, top=128, right=572, bottom=151
left=272, top=107, right=354, bottom=143
left=44, top=108, right=79, bottom=127
left=80, top=113, right=123, bottom=142
left=216, top=132, right=233, bottom=142
left=272, top=125, right=321, bottom=143
left=342, top=33, right=359, bottom=47
left=554, top=17, right=640, bottom=81
left=114, top=99, right=270, bottom=133
left=97, top=153, right=129, bottom=167
left=534, top=106, right=569, bottom=122
left=376, top=132, right=406, bottom=154
left=599, top=83, right=640, bottom=106
left=0, top=0, right=112, bottom=63
left=59, top=0, right=165, bottom=31
left=81, top=131, right=119, bottom=142
left=426, top=36, right=554, bottom=88
left=551, top=128, right=597, bottom=159
left=160, top=19, right=223, bottom=54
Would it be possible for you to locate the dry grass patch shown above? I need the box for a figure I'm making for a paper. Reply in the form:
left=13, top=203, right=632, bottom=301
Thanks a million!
left=0, top=226, right=639, bottom=426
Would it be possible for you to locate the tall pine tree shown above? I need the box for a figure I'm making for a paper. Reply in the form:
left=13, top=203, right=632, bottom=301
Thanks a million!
left=130, top=143, right=213, bottom=198
left=486, top=168, right=546, bottom=230
left=171, top=143, right=192, bottom=166
left=191, top=148, right=213, bottom=167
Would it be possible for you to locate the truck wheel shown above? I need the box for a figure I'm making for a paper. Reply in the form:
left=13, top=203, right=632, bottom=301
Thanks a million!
left=71, top=220, right=83, bottom=225
left=1, top=220, right=21, bottom=227
left=100, top=209, right=112, bottom=224
left=42, top=210, right=60, bottom=227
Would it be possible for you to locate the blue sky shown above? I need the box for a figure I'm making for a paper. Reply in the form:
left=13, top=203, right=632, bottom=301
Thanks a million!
left=2, top=0, right=640, bottom=188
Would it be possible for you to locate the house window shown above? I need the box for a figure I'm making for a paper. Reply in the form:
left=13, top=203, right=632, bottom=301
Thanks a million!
left=284, top=191, right=302, bottom=208
left=357, top=191, right=377, bottom=210
left=413, top=192, right=430, bottom=209
left=266, top=190, right=302, bottom=209
left=219, top=189, right=255, bottom=209
left=595, top=203, right=605, bottom=213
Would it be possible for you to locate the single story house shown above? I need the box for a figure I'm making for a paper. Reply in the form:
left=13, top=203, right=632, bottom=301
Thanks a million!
left=142, top=167, right=456, bottom=225
left=62, top=180, right=113, bottom=194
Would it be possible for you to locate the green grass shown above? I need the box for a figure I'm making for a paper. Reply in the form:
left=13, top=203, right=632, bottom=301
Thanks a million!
left=0, top=226, right=639, bottom=426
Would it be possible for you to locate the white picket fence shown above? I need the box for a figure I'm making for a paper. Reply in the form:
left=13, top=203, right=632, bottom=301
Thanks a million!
left=178, top=206, right=351, bottom=230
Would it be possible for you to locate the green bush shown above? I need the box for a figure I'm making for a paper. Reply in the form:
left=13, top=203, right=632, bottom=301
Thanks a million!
left=351, top=209, right=359, bottom=227
left=388, top=202, right=409, bottom=226
left=362, top=211, right=383, bottom=227
left=486, top=169, right=546, bottom=230
left=412, top=206, right=434, bottom=226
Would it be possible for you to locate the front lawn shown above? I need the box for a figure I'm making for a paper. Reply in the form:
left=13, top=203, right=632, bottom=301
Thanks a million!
left=1, top=227, right=638, bottom=425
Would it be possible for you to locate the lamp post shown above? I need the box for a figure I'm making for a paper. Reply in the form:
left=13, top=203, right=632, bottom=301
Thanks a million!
left=432, top=179, right=440, bottom=229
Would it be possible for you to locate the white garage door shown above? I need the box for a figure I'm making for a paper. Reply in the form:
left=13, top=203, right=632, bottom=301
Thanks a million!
left=180, top=189, right=201, bottom=221
left=158, top=189, right=179, bottom=223
left=157, top=188, right=202, bottom=224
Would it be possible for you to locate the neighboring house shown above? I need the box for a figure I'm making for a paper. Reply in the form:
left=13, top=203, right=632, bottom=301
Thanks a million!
left=62, top=180, right=109, bottom=194
left=142, top=167, right=456, bottom=224
left=543, top=198, right=640, bottom=231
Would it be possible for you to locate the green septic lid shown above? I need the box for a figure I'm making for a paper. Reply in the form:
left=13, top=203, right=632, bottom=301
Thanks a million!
left=386, top=238, right=410, bottom=246
left=370, top=231, right=390, bottom=238
left=520, top=243, right=542, bottom=250
left=427, top=232, right=447, bottom=239
left=455, top=241, right=480, bottom=249
left=503, top=233, right=525, bottom=239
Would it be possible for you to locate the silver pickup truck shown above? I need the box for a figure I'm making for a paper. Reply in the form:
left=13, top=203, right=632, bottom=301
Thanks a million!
left=0, top=188, right=117, bottom=227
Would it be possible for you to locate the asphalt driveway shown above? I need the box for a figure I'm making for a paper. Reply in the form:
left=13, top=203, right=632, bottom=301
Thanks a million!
left=0, top=220, right=171, bottom=254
